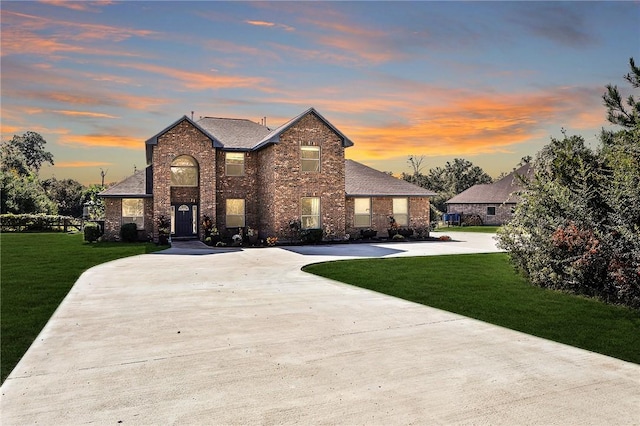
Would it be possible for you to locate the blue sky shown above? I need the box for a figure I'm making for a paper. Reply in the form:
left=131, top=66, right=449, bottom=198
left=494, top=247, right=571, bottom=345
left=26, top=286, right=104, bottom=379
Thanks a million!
left=2, top=1, right=638, bottom=185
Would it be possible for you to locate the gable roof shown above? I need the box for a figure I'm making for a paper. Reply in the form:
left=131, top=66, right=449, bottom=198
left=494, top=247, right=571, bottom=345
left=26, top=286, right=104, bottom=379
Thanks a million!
left=145, top=115, right=222, bottom=163
left=254, top=107, right=354, bottom=150
left=345, top=160, right=437, bottom=197
left=196, top=117, right=271, bottom=150
left=143, top=108, right=353, bottom=156
left=99, top=169, right=150, bottom=198
left=446, top=163, right=532, bottom=204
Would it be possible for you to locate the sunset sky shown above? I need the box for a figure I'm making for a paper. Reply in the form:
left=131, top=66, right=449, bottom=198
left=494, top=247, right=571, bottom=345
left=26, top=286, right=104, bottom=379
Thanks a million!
left=2, top=1, right=638, bottom=185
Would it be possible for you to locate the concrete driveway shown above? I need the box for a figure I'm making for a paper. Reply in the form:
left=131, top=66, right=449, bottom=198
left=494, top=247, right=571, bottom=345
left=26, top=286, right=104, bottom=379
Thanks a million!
left=2, top=233, right=639, bottom=424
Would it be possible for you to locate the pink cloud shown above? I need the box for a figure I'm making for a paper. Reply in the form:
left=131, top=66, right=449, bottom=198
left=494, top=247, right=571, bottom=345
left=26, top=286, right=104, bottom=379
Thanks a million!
left=245, top=20, right=295, bottom=31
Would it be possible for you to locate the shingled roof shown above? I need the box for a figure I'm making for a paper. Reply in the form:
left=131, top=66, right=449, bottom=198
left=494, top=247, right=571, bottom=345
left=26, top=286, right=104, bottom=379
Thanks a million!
left=446, top=163, right=532, bottom=204
left=100, top=169, right=150, bottom=198
left=196, top=117, right=271, bottom=150
left=345, top=160, right=437, bottom=197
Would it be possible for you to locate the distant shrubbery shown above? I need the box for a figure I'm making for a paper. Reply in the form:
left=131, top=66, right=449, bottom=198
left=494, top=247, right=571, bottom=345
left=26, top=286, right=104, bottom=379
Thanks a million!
left=0, top=213, right=75, bottom=232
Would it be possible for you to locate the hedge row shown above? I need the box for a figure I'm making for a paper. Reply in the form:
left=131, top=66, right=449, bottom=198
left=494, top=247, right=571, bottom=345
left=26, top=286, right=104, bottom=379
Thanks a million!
left=0, top=214, right=78, bottom=232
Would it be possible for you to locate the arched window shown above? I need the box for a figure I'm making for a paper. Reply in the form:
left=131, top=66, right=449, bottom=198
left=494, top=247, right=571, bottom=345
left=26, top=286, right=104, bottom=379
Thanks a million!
left=171, top=155, right=198, bottom=187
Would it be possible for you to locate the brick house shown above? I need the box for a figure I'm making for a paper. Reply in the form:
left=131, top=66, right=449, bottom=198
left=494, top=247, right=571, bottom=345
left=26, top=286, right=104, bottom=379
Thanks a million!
left=445, top=163, right=532, bottom=226
left=100, top=108, right=436, bottom=242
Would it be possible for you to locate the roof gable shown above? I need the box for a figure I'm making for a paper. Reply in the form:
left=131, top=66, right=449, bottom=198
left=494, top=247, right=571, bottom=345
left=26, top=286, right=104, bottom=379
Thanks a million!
left=145, top=115, right=222, bottom=163
left=345, top=160, right=437, bottom=197
left=446, top=163, right=532, bottom=204
left=254, top=107, right=354, bottom=150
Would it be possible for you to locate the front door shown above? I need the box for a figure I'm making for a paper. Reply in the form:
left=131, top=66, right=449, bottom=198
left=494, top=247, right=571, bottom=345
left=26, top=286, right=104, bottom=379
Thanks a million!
left=173, top=204, right=197, bottom=238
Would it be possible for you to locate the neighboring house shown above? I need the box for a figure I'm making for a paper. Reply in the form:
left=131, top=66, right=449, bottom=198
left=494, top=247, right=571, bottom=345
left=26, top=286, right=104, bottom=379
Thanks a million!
left=100, top=107, right=436, bottom=242
left=445, top=163, right=532, bottom=225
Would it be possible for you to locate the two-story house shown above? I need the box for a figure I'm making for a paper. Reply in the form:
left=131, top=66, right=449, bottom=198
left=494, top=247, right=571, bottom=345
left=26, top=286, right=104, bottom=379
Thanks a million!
left=100, top=107, right=435, bottom=242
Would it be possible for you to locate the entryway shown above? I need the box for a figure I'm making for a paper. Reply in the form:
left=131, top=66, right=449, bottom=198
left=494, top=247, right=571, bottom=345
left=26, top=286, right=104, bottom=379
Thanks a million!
left=172, top=203, right=198, bottom=239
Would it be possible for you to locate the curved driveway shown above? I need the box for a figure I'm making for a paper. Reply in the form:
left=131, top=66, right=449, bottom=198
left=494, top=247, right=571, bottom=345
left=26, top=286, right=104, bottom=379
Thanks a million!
left=2, top=233, right=639, bottom=424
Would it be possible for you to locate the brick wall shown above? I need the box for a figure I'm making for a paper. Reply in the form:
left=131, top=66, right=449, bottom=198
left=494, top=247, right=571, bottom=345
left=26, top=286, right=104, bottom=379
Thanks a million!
left=152, top=120, right=217, bottom=241
left=103, top=198, right=120, bottom=239
left=215, top=150, right=259, bottom=236
left=446, top=203, right=514, bottom=225
left=345, top=196, right=431, bottom=238
left=257, top=112, right=346, bottom=240
left=103, top=197, right=153, bottom=241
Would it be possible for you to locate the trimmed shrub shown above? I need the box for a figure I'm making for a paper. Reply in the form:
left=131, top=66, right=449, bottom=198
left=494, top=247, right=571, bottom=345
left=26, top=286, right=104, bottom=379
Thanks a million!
left=120, top=223, right=138, bottom=243
left=83, top=222, right=102, bottom=242
left=300, top=228, right=323, bottom=244
left=0, top=213, right=76, bottom=232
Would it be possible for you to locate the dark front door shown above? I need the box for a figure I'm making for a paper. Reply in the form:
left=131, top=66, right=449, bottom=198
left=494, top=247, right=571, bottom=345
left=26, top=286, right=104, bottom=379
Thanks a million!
left=174, top=204, right=196, bottom=238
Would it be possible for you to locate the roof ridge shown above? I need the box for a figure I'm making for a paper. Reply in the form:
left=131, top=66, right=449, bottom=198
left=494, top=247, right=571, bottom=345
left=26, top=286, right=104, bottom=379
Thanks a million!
left=199, top=117, right=258, bottom=122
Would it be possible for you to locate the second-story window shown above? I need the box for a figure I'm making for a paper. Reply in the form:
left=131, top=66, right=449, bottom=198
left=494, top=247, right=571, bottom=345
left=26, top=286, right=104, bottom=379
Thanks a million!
left=225, top=152, right=244, bottom=176
left=301, top=145, right=320, bottom=172
left=171, top=155, right=198, bottom=187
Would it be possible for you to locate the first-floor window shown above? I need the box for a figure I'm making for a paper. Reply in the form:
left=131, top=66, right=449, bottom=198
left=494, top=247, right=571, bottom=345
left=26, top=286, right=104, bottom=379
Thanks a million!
left=226, top=199, right=245, bottom=227
left=301, top=197, right=320, bottom=229
left=122, top=198, right=144, bottom=229
left=487, top=206, right=496, bottom=216
left=393, top=198, right=409, bottom=226
left=354, top=198, right=371, bottom=227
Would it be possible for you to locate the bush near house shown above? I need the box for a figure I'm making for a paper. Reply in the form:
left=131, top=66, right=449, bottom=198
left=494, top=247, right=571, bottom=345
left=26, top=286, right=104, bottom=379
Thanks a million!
left=84, top=222, right=102, bottom=242
left=120, top=223, right=139, bottom=242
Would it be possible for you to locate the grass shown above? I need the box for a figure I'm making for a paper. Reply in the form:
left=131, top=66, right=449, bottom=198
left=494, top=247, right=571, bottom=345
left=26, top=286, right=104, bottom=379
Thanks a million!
left=1, top=232, right=167, bottom=383
left=303, top=253, right=640, bottom=364
left=432, top=225, right=500, bottom=233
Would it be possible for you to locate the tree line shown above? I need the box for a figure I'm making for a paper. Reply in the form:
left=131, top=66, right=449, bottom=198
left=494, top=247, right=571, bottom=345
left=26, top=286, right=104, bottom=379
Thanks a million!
left=1, top=132, right=105, bottom=218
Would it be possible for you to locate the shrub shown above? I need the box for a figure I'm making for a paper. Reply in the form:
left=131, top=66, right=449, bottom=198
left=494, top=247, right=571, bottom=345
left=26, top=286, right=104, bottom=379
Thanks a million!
left=120, top=223, right=138, bottom=243
left=83, top=222, right=101, bottom=242
left=0, top=213, right=75, bottom=232
left=497, top=130, right=640, bottom=309
left=300, top=228, right=323, bottom=244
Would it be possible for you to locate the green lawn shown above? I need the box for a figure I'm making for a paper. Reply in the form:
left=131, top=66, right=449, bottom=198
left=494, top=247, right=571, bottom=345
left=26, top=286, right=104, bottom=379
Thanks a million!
left=1, top=232, right=166, bottom=382
left=303, top=253, right=640, bottom=364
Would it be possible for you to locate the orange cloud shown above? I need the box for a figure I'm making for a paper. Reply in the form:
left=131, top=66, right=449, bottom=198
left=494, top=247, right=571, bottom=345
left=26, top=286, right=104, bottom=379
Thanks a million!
left=1, top=10, right=157, bottom=58
left=55, top=160, right=112, bottom=168
left=53, top=110, right=119, bottom=119
left=259, top=81, right=605, bottom=165
left=1, top=124, right=22, bottom=139
left=39, top=0, right=114, bottom=12
left=9, top=87, right=168, bottom=111
left=59, top=134, right=142, bottom=149
left=118, top=62, right=273, bottom=91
